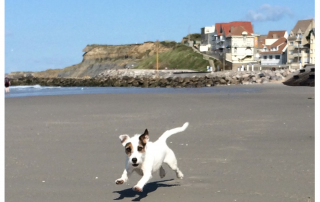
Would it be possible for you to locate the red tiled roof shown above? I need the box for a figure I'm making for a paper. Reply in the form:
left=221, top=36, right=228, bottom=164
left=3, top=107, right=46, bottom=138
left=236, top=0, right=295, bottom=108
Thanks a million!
left=215, top=21, right=254, bottom=36
left=266, top=31, right=286, bottom=39
left=228, top=26, right=250, bottom=37
left=260, top=41, right=287, bottom=54
left=270, top=37, right=287, bottom=47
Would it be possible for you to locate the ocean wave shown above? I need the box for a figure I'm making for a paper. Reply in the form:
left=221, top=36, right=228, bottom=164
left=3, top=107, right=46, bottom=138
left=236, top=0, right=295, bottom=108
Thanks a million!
left=10, top=85, right=62, bottom=89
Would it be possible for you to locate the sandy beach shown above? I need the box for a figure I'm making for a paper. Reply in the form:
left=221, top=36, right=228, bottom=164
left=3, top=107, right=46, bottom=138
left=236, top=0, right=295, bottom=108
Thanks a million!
left=5, top=84, right=315, bottom=202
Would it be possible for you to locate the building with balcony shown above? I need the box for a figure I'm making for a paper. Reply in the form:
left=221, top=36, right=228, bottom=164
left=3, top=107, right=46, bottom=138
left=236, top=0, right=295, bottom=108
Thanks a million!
left=306, top=28, right=315, bottom=64
left=260, top=37, right=288, bottom=66
left=287, top=19, right=315, bottom=69
left=258, top=31, right=288, bottom=66
left=210, top=21, right=256, bottom=70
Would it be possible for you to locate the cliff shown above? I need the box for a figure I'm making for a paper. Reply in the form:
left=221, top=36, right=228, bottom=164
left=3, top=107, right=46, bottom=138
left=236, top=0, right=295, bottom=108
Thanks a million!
left=53, top=42, right=174, bottom=78
left=8, top=42, right=175, bottom=79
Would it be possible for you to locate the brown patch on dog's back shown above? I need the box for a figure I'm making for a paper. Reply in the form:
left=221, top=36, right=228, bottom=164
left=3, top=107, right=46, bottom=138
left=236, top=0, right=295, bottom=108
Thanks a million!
left=125, top=142, right=133, bottom=156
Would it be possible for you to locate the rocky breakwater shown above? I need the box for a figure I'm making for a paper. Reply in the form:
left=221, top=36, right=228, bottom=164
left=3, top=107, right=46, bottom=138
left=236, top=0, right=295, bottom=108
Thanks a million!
left=10, top=69, right=295, bottom=88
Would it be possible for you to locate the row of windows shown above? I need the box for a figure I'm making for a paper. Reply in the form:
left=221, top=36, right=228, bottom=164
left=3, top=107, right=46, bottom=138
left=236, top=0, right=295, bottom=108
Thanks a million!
left=289, top=49, right=315, bottom=54
left=289, top=39, right=313, bottom=45
left=288, top=57, right=311, bottom=63
left=263, top=55, right=281, bottom=59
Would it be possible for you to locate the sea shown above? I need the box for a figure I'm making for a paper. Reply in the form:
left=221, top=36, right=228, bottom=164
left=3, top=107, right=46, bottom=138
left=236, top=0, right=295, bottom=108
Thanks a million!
left=4, top=84, right=262, bottom=98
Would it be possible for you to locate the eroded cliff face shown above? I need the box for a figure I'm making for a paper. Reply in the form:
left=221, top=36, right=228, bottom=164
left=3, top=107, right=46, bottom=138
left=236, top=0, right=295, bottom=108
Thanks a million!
left=83, top=42, right=171, bottom=60
left=54, top=42, right=173, bottom=78
left=7, top=42, right=174, bottom=78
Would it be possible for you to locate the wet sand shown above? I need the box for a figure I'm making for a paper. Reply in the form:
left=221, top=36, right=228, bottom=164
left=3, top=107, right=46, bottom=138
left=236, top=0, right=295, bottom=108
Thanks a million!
left=5, top=84, right=315, bottom=202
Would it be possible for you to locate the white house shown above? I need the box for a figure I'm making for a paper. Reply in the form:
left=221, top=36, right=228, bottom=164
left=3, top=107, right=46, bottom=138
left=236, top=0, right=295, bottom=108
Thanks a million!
left=260, top=37, right=288, bottom=66
left=200, top=25, right=215, bottom=52
left=225, top=26, right=255, bottom=64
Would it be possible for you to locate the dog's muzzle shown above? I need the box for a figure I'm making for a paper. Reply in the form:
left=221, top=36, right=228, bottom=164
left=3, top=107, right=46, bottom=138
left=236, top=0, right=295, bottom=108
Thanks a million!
left=132, top=158, right=139, bottom=167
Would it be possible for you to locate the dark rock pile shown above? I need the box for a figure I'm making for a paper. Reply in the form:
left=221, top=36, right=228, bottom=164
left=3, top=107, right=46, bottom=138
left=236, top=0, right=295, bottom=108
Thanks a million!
left=9, top=69, right=290, bottom=88
left=283, top=65, right=315, bottom=87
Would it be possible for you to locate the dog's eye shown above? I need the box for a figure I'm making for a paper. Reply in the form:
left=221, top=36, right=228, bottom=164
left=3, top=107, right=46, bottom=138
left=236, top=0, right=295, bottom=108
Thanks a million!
left=126, top=147, right=131, bottom=153
left=138, top=147, right=143, bottom=152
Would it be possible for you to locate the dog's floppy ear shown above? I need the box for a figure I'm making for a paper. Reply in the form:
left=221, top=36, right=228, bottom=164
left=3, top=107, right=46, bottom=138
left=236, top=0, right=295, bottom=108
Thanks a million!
left=119, top=135, right=130, bottom=146
left=139, top=129, right=149, bottom=146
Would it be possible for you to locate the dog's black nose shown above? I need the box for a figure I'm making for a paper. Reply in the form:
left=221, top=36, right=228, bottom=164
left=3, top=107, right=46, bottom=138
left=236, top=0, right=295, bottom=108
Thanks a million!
left=132, top=158, right=137, bottom=163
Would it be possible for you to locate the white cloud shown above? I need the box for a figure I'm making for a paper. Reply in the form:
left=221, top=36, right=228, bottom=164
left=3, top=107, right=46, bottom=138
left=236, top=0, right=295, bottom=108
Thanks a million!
left=246, top=4, right=294, bottom=22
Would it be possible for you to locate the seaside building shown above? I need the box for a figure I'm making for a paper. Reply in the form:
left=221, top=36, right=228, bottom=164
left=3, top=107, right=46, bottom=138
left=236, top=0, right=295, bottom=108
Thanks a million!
left=287, top=19, right=315, bottom=69
left=200, top=25, right=215, bottom=52
left=306, top=28, right=315, bottom=65
left=210, top=21, right=257, bottom=70
left=259, top=31, right=288, bottom=67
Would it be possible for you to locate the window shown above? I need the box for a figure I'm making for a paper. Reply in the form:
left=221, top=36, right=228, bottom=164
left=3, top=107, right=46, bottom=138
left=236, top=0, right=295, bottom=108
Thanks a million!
left=290, top=41, right=293, bottom=46
left=269, top=55, right=273, bottom=59
left=263, top=56, right=267, bottom=59
left=289, top=59, right=293, bottom=63
left=290, top=51, right=293, bottom=55
left=234, top=48, right=237, bottom=54
left=275, top=55, right=280, bottom=59
left=311, top=39, right=313, bottom=44
left=310, top=49, right=313, bottom=53
left=305, top=49, right=310, bottom=53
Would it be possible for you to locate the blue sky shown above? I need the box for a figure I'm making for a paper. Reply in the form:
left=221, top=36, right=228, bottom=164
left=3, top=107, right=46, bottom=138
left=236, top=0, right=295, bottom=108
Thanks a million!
left=4, top=0, right=315, bottom=73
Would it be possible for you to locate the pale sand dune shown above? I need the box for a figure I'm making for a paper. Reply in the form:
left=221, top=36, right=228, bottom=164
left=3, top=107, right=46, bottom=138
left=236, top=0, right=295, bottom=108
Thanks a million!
left=5, top=84, right=315, bottom=202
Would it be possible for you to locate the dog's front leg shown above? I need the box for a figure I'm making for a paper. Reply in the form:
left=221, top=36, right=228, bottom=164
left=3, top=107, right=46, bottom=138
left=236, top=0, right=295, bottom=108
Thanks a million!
left=115, top=168, right=133, bottom=185
left=133, top=170, right=152, bottom=192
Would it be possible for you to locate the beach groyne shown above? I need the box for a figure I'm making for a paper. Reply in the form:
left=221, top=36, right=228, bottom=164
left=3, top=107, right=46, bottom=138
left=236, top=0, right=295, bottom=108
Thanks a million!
left=9, top=68, right=309, bottom=87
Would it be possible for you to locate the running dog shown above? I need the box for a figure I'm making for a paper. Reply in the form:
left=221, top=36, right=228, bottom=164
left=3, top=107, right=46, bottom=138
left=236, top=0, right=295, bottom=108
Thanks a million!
left=115, top=122, right=189, bottom=192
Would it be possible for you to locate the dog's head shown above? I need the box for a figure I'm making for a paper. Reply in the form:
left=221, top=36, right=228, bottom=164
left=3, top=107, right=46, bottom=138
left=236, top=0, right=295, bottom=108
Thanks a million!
left=119, top=129, right=149, bottom=167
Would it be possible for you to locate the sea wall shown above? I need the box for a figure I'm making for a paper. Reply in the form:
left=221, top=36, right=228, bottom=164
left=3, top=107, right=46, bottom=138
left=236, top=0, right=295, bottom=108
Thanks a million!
left=9, top=69, right=304, bottom=87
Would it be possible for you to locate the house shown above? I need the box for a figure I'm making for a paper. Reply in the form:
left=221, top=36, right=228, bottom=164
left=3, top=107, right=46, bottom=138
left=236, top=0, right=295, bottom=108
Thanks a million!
left=210, top=21, right=256, bottom=70
left=306, top=28, right=315, bottom=64
left=255, top=34, right=267, bottom=60
left=259, top=31, right=288, bottom=66
left=200, top=25, right=215, bottom=52
left=287, top=19, right=315, bottom=69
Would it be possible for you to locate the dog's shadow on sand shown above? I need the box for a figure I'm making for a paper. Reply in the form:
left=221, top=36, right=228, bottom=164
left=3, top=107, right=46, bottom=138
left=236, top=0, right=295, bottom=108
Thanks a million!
left=113, top=179, right=179, bottom=201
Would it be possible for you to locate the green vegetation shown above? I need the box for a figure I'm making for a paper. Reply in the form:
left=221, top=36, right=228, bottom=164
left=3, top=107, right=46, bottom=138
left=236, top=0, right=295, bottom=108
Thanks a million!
left=188, top=33, right=201, bottom=41
left=159, top=41, right=177, bottom=48
left=135, top=44, right=210, bottom=71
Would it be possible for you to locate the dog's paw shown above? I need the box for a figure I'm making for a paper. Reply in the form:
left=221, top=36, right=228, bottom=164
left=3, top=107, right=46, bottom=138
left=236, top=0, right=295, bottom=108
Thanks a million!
left=133, top=185, right=143, bottom=192
left=115, top=179, right=124, bottom=185
left=177, top=171, right=184, bottom=179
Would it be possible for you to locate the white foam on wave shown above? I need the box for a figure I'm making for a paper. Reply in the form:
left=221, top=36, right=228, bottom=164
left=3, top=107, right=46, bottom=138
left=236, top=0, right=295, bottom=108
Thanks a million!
left=10, top=85, right=61, bottom=89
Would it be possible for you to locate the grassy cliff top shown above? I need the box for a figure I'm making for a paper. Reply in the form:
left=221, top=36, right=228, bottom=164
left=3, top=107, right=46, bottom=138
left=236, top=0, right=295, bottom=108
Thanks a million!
left=135, top=44, right=211, bottom=71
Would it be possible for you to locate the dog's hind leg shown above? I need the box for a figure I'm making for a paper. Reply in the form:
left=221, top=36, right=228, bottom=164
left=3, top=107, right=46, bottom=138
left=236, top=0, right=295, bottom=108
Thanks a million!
left=159, top=166, right=166, bottom=178
left=164, top=149, right=184, bottom=179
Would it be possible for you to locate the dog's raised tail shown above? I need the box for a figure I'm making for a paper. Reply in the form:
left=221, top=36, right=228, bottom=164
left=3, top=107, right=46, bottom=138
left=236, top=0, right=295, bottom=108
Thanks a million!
left=158, top=122, right=189, bottom=142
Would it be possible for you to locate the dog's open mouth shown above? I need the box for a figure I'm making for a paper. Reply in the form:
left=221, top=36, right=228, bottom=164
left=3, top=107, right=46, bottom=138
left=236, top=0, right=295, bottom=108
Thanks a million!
left=132, top=164, right=139, bottom=167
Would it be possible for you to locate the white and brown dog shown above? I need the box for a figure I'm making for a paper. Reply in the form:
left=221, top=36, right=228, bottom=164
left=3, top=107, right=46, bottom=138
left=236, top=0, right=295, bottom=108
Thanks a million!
left=115, top=122, right=189, bottom=192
